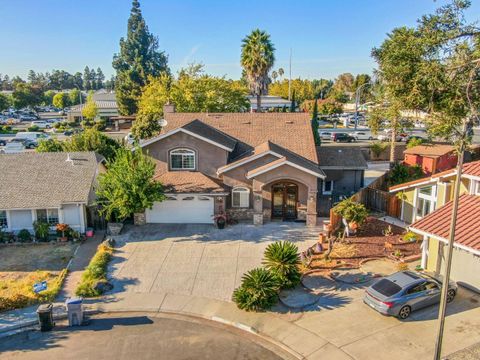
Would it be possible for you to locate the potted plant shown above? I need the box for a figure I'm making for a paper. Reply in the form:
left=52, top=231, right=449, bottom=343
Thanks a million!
left=213, top=213, right=227, bottom=229
left=333, top=198, right=369, bottom=235
left=56, top=223, right=70, bottom=242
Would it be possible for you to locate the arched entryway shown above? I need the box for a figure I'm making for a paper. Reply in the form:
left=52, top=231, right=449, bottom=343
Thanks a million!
left=271, top=182, right=298, bottom=221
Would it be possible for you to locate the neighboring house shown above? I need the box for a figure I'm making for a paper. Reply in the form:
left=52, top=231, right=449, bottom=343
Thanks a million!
left=316, top=147, right=367, bottom=216
left=139, top=106, right=325, bottom=226
left=389, top=160, right=480, bottom=292
left=248, top=95, right=292, bottom=112
left=403, top=144, right=457, bottom=175
left=67, top=90, right=119, bottom=121
left=0, top=152, right=104, bottom=234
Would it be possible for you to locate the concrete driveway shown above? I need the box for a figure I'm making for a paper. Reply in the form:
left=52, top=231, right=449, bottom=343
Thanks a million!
left=108, top=222, right=319, bottom=301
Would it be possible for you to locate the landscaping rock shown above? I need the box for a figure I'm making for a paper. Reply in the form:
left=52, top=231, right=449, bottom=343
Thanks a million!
left=279, top=286, right=319, bottom=309
left=93, top=280, right=113, bottom=294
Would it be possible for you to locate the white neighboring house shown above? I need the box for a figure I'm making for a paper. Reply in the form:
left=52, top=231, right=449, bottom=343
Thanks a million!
left=0, top=151, right=104, bottom=234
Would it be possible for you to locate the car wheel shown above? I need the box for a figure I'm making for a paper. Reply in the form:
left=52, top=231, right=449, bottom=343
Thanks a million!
left=368, top=136, right=373, bottom=140
left=398, top=305, right=411, bottom=319
left=447, top=289, right=456, bottom=303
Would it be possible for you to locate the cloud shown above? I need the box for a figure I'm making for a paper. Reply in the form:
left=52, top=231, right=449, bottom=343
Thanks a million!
left=181, top=43, right=202, bottom=66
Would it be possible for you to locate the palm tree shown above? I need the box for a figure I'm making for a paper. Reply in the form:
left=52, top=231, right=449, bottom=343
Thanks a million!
left=271, top=70, right=278, bottom=83
left=278, top=67, right=284, bottom=79
left=241, top=29, right=275, bottom=112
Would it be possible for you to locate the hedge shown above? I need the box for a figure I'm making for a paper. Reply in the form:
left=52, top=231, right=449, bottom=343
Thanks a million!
left=75, top=243, right=114, bottom=297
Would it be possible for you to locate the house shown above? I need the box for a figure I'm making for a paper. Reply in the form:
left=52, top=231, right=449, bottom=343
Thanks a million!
left=0, top=152, right=104, bottom=234
left=248, top=95, right=292, bottom=112
left=389, top=160, right=480, bottom=225
left=389, top=160, right=480, bottom=292
left=316, top=147, right=367, bottom=216
left=403, top=144, right=457, bottom=175
left=138, top=106, right=327, bottom=226
left=67, top=90, right=119, bottom=122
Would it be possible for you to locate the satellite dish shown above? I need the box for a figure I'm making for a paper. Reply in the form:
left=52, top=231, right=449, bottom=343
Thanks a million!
left=159, top=118, right=168, bottom=127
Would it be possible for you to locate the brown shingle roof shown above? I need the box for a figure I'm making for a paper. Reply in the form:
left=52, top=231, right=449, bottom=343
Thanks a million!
left=0, top=152, right=100, bottom=210
left=163, top=112, right=318, bottom=163
left=316, top=146, right=368, bottom=169
left=155, top=171, right=228, bottom=194
left=410, top=194, right=480, bottom=253
left=181, top=119, right=237, bottom=150
left=404, top=144, right=455, bottom=157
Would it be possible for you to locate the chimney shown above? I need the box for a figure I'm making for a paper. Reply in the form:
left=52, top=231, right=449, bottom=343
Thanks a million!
left=163, top=102, right=176, bottom=114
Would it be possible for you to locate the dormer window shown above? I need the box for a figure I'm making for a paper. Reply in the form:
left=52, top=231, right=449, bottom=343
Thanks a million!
left=170, top=148, right=196, bottom=170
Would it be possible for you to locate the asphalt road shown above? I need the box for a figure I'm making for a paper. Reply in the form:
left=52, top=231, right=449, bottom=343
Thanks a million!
left=0, top=313, right=293, bottom=360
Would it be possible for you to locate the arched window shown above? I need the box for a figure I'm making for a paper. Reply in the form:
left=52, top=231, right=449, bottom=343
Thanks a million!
left=170, top=148, right=195, bottom=170
left=232, top=187, right=250, bottom=208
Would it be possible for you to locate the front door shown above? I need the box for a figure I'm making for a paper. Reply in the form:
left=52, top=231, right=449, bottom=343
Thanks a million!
left=271, top=183, right=298, bottom=221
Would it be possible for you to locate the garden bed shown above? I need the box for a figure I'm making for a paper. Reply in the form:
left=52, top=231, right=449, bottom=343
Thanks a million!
left=309, top=218, right=421, bottom=269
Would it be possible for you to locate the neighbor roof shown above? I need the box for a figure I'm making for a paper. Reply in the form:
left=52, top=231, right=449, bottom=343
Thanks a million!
left=404, top=144, right=455, bottom=157
left=410, top=194, right=480, bottom=254
left=0, top=152, right=100, bottom=210
left=155, top=171, right=228, bottom=194
left=316, top=147, right=368, bottom=169
left=161, top=112, right=318, bottom=163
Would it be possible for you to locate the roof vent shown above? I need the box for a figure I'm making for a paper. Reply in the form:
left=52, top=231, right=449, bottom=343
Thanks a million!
left=285, top=120, right=294, bottom=124
left=242, top=121, right=251, bottom=125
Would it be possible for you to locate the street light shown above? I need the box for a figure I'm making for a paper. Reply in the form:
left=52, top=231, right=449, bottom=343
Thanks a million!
left=354, top=82, right=371, bottom=130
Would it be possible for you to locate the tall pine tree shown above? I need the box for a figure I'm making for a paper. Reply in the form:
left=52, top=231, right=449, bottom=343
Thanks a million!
left=290, top=90, right=296, bottom=112
left=112, top=0, right=169, bottom=115
left=311, top=98, right=321, bottom=145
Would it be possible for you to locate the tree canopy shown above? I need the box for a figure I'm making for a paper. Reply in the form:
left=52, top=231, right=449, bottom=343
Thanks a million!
left=112, top=0, right=169, bottom=115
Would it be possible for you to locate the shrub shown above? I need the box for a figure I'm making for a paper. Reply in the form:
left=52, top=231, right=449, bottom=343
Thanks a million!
left=389, top=163, right=424, bottom=186
left=232, top=268, right=280, bottom=312
left=333, top=198, right=369, bottom=225
left=370, top=142, right=387, bottom=159
left=402, top=231, right=418, bottom=243
left=263, top=241, right=301, bottom=289
left=17, top=229, right=32, bottom=243
left=33, top=220, right=50, bottom=242
left=75, top=243, right=114, bottom=297
left=406, top=137, right=426, bottom=148
left=27, top=125, right=40, bottom=132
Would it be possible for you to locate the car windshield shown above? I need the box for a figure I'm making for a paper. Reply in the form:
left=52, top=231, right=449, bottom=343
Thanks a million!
left=372, top=279, right=402, bottom=297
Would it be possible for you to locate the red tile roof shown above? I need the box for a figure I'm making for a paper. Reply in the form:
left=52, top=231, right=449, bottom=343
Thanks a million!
left=462, top=160, right=480, bottom=178
left=410, top=194, right=480, bottom=252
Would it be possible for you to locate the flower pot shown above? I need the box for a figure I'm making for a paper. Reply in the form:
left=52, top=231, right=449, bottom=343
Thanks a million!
left=58, top=236, right=68, bottom=242
left=216, top=218, right=226, bottom=229
left=107, top=222, right=124, bottom=235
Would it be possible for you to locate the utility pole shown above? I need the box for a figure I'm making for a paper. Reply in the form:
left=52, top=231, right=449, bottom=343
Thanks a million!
left=433, top=119, right=469, bottom=360
left=288, top=48, right=292, bottom=101
left=354, top=82, right=370, bottom=130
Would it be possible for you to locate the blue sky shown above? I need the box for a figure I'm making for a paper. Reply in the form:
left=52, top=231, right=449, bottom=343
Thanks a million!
left=0, top=0, right=478, bottom=80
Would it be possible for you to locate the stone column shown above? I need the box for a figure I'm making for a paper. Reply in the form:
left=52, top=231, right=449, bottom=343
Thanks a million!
left=252, top=179, right=264, bottom=225
left=306, top=190, right=318, bottom=227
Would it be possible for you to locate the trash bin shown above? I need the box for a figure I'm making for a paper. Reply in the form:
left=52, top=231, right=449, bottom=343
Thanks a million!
left=65, top=297, right=84, bottom=326
left=37, top=303, right=54, bottom=332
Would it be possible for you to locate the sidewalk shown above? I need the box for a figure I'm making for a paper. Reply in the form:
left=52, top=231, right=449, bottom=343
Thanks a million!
left=0, top=231, right=104, bottom=335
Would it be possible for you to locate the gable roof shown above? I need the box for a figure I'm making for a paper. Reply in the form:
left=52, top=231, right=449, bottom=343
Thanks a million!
left=0, top=152, right=100, bottom=210
left=140, top=119, right=237, bottom=151
left=246, top=156, right=326, bottom=179
left=404, top=144, right=455, bottom=157
left=410, top=194, right=480, bottom=254
left=389, top=160, right=480, bottom=192
left=161, top=112, right=319, bottom=163
left=316, top=146, right=368, bottom=170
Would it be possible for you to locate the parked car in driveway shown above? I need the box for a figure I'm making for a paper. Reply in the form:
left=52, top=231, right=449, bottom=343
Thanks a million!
left=331, top=132, right=356, bottom=142
left=364, top=271, right=457, bottom=319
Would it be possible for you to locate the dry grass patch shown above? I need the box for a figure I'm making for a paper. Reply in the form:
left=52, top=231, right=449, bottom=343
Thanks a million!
left=0, top=243, right=77, bottom=312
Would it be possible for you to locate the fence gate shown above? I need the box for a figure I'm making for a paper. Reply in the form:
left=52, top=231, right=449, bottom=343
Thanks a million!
left=360, top=187, right=390, bottom=213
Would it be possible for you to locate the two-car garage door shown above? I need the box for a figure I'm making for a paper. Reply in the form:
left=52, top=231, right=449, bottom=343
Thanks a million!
left=145, top=195, right=214, bottom=224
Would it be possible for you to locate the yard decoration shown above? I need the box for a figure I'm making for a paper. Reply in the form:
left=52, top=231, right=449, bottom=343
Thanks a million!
left=212, top=213, right=227, bottom=229
left=232, top=268, right=280, bottom=312
left=263, top=241, right=301, bottom=289
left=56, top=223, right=70, bottom=242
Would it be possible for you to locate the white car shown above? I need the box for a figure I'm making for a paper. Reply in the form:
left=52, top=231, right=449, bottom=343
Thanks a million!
left=319, top=131, right=333, bottom=140
left=30, top=120, right=51, bottom=129
left=352, top=131, right=373, bottom=141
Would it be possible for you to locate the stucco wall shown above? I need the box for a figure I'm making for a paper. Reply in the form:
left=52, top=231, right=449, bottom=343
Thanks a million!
left=426, top=238, right=440, bottom=271
left=439, top=244, right=480, bottom=293
left=401, top=189, right=415, bottom=224
left=143, top=132, right=229, bottom=178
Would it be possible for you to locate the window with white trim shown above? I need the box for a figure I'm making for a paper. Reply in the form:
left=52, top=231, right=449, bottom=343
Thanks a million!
left=170, top=148, right=195, bottom=170
left=471, top=180, right=480, bottom=195
left=322, top=180, right=334, bottom=195
left=232, top=187, right=250, bottom=208
left=0, top=211, right=7, bottom=228
left=36, top=209, right=59, bottom=225
left=416, top=185, right=436, bottom=219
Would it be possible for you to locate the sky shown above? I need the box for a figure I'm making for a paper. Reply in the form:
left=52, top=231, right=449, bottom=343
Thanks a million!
left=0, top=0, right=479, bottom=81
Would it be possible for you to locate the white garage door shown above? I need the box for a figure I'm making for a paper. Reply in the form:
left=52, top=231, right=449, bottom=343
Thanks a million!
left=146, top=195, right=214, bottom=224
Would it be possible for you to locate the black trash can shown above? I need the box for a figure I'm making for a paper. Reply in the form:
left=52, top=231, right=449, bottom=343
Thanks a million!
left=37, top=303, right=54, bottom=332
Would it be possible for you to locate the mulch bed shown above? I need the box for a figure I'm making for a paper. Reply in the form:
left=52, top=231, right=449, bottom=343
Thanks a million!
left=310, top=218, right=421, bottom=268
